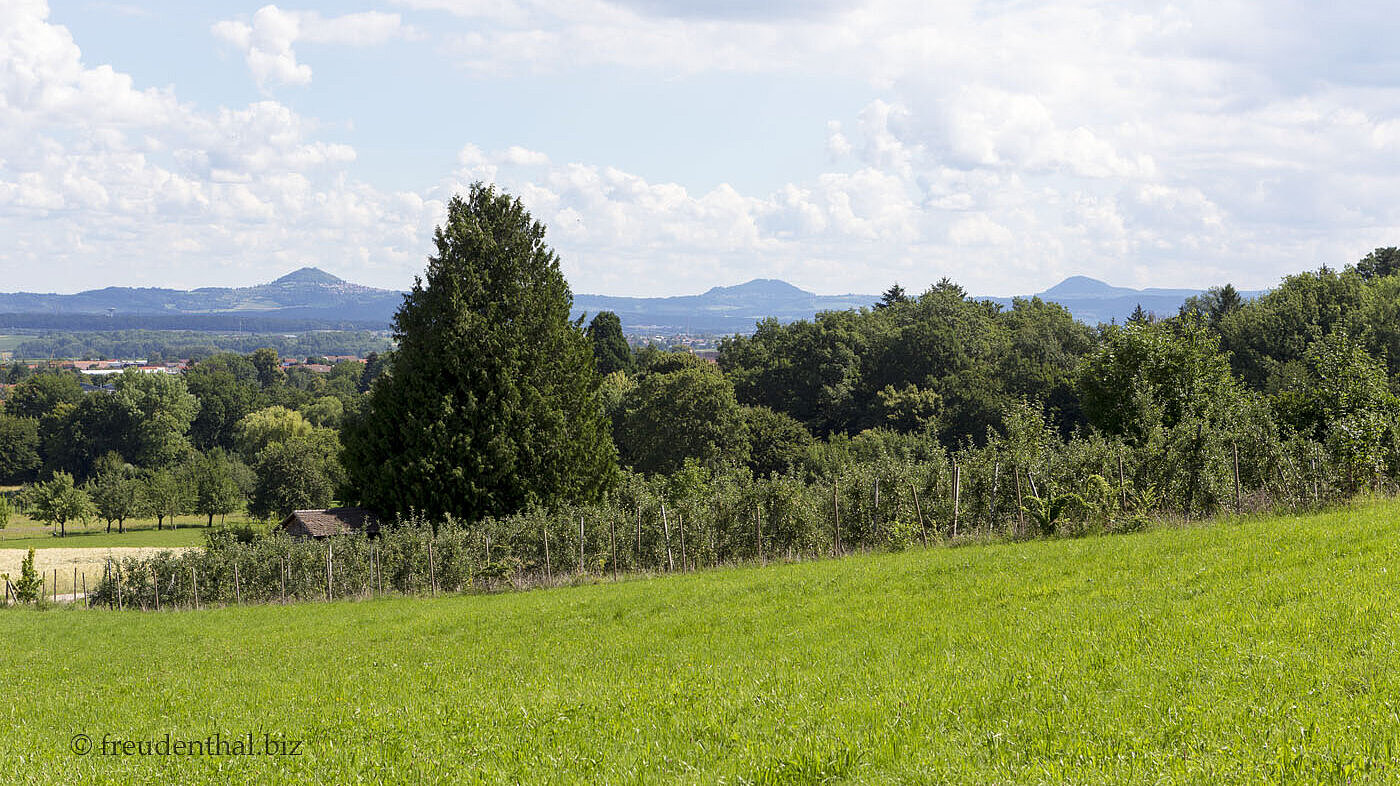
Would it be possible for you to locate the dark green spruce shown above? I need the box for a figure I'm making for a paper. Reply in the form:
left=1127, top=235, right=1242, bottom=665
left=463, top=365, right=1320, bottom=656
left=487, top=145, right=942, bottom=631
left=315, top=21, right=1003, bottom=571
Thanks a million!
left=343, top=184, right=617, bottom=522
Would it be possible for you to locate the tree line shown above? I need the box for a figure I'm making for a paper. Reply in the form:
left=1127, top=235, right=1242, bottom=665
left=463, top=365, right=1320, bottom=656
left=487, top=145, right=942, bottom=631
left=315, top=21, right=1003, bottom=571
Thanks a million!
left=0, top=348, right=387, bottom=533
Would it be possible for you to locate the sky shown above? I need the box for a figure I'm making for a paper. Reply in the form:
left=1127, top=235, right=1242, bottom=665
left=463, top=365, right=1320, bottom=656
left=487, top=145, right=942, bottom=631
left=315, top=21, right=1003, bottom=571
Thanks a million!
left=4, top=1, right=1400, bottom=297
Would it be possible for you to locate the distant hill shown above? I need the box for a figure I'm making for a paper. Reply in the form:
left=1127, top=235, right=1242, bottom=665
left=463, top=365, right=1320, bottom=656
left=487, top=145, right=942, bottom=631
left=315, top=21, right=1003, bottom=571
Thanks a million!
left=0, top=267, right=406, bottom=329
left=981, top=276, right=1264, bottom=325
left=0, top=268, right=1260, bottom=334
left=573, top=279, right=876, bottom=334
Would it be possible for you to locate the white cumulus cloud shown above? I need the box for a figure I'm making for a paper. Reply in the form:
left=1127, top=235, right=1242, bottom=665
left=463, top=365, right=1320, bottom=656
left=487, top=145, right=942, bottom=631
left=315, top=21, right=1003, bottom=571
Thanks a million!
left=213, top=5, right=411, bottom=89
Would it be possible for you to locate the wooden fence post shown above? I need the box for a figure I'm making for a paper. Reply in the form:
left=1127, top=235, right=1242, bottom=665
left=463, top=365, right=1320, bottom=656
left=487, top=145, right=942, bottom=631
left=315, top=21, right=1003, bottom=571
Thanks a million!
left=73, top=567, right=77, bottom=604
left=756, top=504, right=764, bottom=565
left=609, top=515, right=618, bottom=580
left=910, top=483, right=928, bottom=547
left=543, top=525, right=552, bottom=584
left=678, top=511, right=687, bottom=572
left=661, top=504, right=674, bottom=572
left=1233, top=442, right=1242, bottom=514
left=1015, top=468, right=1025, bottom=536
left=1117, top=453, right=1127, bottom=510
left=990, top=462, right=1001, bottom=527
left=280, top=557, right=287, bottom=603
left=233, top=561, right=242, bottom=605
left=636, top=503, right=642, bottom=562
left=873, top=477, right=880, bottom=533
left=326, top=543, right=333, bottom=601
left=153, top=566, right=160, bottom=611
left=832, top=478, right=842, bottom=557
left=427, top=539, right=437, bottom=596
left=81, top=573, right=87, bottom=607
left=578, top=516, right=585, bottom=575
left=952, top=463, right=961, bottom=539
left=191, top=567, right=198, bottom=609
left=114, top=562, right=123, bottom=611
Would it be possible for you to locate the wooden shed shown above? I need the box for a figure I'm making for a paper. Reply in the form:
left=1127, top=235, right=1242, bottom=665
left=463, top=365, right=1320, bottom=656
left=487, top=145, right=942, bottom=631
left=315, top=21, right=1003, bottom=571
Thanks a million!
left=279, top=508, right=381, bottom=539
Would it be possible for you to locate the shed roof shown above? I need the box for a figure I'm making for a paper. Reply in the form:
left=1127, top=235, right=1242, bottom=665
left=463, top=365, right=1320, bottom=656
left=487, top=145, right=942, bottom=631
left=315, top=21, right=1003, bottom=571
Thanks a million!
left=280, top=507, right=381, bottom=538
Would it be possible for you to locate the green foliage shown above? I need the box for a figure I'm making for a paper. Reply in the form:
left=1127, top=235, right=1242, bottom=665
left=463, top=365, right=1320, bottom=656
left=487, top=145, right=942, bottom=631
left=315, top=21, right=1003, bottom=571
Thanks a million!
left=1179, top=284, right=1244, bottom=327
left=189, top=449, right=247, bottom=526
left=874, top=384, right=941, bottom=434
left=85, top=455, right=143, bottom=534
left=140, top=468, right=188, bottom=529
left=720, top=287, right=1090, bottom=443
left=0, top=413, right=41, bottom=484
left=1079, top=315, right=1241, bottom=441
left=20, top=471, right=94, bottom=537
left=249, top=432, right=342, bottom=520
left=251, top=348, right=284, bottom=388
left=6, top=372, right=82, bottom=420
left=343, top=184, right=617, bottom=522
left=614, top=361, right=747, bottom=475
left=184, top=353, right=264, bottom=450
left=585, top=311, right=632, bottom=375
left=234, top=405, right=313, bottom=459
left=1217, top=266, right=1364, bottom=389
left=1273, top=330, right=1400, bottom=491
left=299, top=395, right=344, bottom=428
left=0, top=495, right=9, bottom=531
left=14, top=548, right=40, bottom=603
left=876, top=282, right=909, bottom=308
left=1021, top=491, right=1086, bottom=537
left=11, top=329, right=390, bottom=363
left=1352, top=246, right=1400, bottom=281
left=110, top=368, right=198, bottom=467
left=740, top=405, right=813, bottom=478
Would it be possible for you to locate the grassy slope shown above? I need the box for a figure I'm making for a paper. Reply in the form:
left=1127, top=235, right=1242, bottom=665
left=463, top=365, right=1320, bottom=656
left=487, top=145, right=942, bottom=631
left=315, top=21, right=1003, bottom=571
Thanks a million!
left=4, top=503, right=1400, bottom=784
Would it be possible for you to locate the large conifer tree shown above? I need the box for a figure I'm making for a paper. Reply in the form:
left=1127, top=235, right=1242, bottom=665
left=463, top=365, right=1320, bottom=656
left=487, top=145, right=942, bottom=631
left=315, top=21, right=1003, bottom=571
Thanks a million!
left=343, top=184, right=617, bottom=521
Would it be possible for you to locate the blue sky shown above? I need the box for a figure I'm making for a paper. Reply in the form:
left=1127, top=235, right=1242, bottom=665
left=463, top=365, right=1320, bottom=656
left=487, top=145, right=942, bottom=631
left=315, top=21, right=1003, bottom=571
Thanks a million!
left=5, top=1, right=1400, bottom=296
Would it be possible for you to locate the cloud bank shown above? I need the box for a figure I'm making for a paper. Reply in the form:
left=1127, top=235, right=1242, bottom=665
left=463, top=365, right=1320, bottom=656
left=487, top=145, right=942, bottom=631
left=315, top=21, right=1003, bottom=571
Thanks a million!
left=4, top=0, right=1400, bottom=297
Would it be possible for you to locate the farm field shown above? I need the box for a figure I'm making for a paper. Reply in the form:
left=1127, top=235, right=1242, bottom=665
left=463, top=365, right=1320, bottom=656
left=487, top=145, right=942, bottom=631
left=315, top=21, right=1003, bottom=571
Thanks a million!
left=0, top=522, right=211, bottom=551
left=0, top=507, right=229, bottom=550
left=0, top=546, right=196, bottom=596
left=4, top=501, right=1400, bottom=783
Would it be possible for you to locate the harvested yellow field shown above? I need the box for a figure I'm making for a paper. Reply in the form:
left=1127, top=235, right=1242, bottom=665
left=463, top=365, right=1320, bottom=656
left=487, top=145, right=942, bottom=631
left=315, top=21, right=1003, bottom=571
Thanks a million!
left=0, top=547, right=196, bottom=596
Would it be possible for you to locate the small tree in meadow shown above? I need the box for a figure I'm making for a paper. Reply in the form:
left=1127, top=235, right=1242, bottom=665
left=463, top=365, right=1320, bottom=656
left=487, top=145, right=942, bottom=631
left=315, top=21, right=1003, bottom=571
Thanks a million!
left=14, top=548, right=40, bottom=603
left=190, top=450, right=244, bottom=526
left=21, top=472, right=94, bottom=537
left=141, top=469, right=188, bottom=530
left=86, top=454, right=142, bottom=534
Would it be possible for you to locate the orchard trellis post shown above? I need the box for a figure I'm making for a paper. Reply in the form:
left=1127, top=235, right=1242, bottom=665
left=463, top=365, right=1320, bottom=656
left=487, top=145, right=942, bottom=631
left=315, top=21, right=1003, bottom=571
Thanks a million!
left=661, top=505, right=674, bottom=572
left=910, top=483, right=928, bottom=547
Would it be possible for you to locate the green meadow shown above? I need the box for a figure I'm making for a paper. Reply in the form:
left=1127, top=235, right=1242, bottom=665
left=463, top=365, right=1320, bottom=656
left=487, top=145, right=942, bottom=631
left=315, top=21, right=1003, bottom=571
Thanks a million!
left=4, top=501, right=1400, bottom=784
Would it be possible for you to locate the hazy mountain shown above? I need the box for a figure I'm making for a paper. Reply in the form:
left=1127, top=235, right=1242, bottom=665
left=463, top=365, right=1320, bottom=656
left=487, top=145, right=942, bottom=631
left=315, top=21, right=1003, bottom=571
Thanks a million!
left=573, top=279, right=876, bottom=334
left=981, top=276, right=1263, bottom=325
left=0, top=268, right=1259, bottom=333
left=0, top=267, right=405, bottom=327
